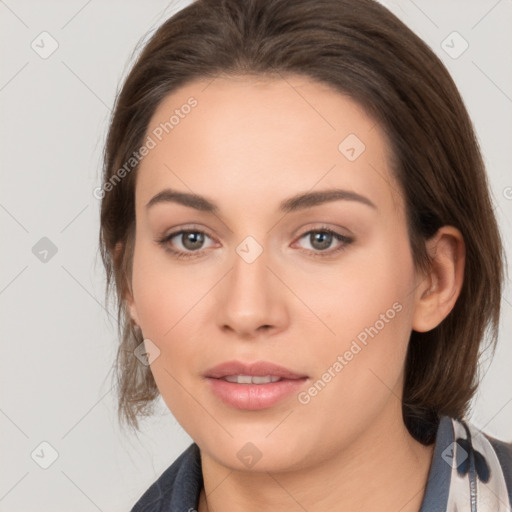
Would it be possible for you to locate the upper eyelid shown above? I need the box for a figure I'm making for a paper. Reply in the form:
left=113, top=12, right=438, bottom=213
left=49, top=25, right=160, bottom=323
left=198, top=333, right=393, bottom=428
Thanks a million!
left=163, top=226, right=218, bottom=243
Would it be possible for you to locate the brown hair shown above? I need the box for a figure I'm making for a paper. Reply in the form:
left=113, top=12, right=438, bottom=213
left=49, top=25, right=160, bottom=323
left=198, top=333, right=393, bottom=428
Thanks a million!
left=99, top=0, right=505, bottom=444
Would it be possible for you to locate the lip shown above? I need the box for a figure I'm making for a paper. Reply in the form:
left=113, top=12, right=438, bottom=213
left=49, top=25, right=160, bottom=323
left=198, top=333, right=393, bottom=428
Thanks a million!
left=204, top=360, right=308, bottom=410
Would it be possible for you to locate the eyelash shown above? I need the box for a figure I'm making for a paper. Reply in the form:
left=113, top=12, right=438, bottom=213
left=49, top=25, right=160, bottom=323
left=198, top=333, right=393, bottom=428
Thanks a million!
left=156, top=225, right=354, bottom=260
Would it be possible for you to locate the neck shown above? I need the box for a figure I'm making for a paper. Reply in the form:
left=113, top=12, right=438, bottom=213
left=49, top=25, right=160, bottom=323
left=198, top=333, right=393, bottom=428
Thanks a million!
left=197, top=405, right=435, bottom=512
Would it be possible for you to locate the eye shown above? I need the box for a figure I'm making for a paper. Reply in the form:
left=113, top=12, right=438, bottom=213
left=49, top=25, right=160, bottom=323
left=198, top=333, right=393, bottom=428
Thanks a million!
left=157, top=225, right=353, bottom=260
left=157, top=228, right=216, bottom=259
left=294, top=227, right=353, bottom=257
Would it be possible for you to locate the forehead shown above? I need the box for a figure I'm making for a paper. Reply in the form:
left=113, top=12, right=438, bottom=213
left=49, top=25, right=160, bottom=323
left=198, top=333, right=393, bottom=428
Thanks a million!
left=136, top=74, right=401, bottom=215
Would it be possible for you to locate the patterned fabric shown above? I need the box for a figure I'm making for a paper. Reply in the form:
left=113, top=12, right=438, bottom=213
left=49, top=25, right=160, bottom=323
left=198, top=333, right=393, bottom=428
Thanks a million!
left=445, top=418, right=511, bottom=512
left=131, top=415, right=512, bottom=512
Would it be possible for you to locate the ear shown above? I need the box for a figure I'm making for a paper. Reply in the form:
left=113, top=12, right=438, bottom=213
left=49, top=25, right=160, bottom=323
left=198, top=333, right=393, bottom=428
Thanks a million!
left=125, top=286, right=141, bottom=329
left=412, top=226, right=465, bottom=333
left=115, top=241, right=141, bottom=328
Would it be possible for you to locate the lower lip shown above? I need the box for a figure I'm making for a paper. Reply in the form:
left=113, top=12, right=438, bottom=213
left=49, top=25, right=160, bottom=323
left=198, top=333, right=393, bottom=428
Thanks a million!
left=205, top=377, right=308, bottom=410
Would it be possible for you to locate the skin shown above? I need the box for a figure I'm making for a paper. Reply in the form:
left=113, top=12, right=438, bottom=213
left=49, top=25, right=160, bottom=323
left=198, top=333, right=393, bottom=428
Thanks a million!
left=125, top=74, right=465, bottom=512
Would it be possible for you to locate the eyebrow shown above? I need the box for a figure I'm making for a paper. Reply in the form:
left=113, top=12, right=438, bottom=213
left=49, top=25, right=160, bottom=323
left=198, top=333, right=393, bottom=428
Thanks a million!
left=145, top=187, right=377, bottom=213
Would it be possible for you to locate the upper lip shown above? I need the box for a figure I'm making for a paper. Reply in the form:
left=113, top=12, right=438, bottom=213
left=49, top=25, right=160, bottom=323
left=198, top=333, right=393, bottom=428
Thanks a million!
left=205, top=360, right=308, bottom=380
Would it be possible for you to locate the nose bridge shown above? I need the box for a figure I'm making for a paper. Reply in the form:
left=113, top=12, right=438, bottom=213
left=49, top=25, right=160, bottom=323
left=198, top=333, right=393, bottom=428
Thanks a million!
left=230, top=234, right=272, bottom=304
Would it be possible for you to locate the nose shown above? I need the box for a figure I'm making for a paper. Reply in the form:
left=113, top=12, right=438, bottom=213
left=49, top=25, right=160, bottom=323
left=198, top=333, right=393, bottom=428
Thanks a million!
left=215, top=242, right=289, bottom=339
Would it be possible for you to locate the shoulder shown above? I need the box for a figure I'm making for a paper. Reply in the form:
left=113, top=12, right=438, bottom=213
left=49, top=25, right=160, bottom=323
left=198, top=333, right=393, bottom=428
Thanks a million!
left=130, top=442, right=203, bottom=512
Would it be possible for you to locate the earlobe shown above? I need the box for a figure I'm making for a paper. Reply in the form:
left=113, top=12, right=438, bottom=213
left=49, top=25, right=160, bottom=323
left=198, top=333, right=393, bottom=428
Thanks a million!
left=412, top=226, right=465, bottom=333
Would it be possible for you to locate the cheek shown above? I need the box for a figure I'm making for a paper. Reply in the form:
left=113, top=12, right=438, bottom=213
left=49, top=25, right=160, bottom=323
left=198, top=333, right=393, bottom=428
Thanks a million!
left=131, top=239, right=197, bottom=338
left=298, top=299, right=412, bottom=447
left=130, top=244, right=202, bottom=416
left=311, top=227, right=415, bottom=337
left=303, top=228, right=415, bottom=404
left=130, top=240, right=214, bottom=385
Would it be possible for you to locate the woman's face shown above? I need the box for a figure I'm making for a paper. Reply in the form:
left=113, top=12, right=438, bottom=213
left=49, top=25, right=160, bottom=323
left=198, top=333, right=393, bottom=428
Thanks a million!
left=127, top=74, right=425, bottom=471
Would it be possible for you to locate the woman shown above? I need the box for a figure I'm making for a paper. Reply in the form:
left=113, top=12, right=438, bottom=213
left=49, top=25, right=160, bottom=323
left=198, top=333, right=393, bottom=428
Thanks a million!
left=98, top=0, right=512, bottom=510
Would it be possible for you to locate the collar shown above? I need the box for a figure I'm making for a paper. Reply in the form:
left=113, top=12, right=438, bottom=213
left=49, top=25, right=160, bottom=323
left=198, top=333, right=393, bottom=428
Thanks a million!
left=420, top=415, right=511, bottom=512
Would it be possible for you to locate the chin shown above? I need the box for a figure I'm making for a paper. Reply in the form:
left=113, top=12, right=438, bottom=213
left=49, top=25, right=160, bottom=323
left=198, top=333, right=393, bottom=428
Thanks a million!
left=199, top=432, right=316, bottom=473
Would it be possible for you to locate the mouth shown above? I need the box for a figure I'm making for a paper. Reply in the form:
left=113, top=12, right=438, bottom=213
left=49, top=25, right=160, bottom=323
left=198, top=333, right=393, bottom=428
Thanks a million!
left=221, top=375, right=283, bottom=384
left=204, top=360, right=308, bottom=380
left=204, top=360, right=309, bottom=410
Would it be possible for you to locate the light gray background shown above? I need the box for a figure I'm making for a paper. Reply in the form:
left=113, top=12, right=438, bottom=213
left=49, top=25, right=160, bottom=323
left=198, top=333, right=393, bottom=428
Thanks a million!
left=1, top=0, right=511, bottom=510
